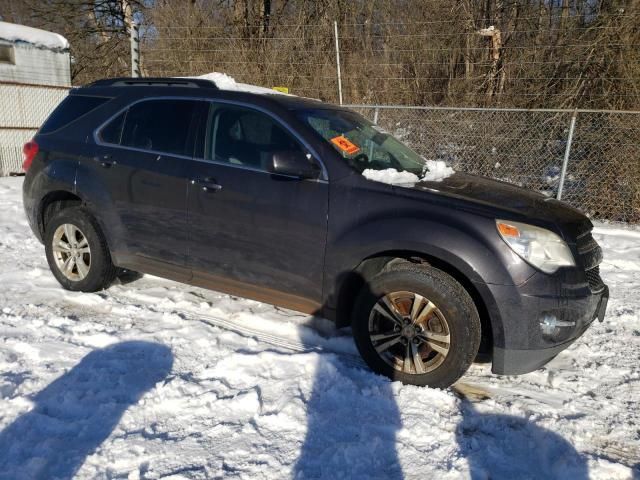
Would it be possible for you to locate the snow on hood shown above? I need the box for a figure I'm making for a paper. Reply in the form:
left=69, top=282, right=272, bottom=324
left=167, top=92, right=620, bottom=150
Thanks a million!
left=362, top=169, right=421, bottom=185
left=0, top=21, right=69, bottom=50
left=188, top=72, right=291, bottom=96
left=362, top=160, right=455, bottom=186
left=422, top=160, right=456, bottom=181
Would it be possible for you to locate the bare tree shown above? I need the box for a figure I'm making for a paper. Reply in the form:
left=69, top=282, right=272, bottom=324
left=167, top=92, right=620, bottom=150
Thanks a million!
left=3, top=0, right=638, bottom=109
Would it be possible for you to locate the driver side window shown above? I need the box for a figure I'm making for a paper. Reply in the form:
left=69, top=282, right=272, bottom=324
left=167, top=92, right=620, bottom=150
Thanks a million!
left=207, top=104, right=304, bottom=171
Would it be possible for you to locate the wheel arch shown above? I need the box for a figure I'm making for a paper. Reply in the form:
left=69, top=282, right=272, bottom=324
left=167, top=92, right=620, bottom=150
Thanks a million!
left=334, top=250, right=501, bottom=358
left=37, top=189, right=118, bottom=263
left=38, top=190, right=84, bottom=238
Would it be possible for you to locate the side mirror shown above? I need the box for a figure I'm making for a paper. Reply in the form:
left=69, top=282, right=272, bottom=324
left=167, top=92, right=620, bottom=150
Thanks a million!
left=268, top=151, right=320, bottom=179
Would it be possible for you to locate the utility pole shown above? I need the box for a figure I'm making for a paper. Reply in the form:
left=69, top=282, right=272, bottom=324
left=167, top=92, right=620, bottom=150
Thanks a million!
left=333, top=21, right=343, bottom=105
left=122, top=0, right=140, bottom=78
left=130, top=21, right=140, bottom=78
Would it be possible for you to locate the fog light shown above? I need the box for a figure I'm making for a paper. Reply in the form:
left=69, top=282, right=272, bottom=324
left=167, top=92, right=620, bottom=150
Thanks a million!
left=539, top=314, right=576, bottom=339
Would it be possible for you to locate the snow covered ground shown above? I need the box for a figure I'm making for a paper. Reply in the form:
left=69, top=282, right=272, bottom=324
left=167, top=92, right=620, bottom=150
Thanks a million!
left=0, top=176, right=638, bottom=480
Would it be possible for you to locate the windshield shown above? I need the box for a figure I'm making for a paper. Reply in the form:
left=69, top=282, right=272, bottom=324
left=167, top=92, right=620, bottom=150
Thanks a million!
left=297, top=108, right=426, bottom=175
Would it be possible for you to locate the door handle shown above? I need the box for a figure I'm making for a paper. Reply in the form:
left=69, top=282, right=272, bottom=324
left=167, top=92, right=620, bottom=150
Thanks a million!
left=192, top=178, right=222, bottom=192
left=93, top=155, right=116, bottom=168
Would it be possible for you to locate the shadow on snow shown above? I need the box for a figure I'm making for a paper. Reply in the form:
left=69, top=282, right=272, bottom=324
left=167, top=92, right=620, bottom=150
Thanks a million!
left=0, top=341, right=173, bottom=480
left=293, top=272, right=589, bottom=479
left=455, top=398, right=589, bottom=479
left=293, top=354, right=590, bottom=479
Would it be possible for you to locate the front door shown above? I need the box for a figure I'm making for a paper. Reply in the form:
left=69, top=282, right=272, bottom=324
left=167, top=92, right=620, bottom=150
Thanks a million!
left=186, top=103, right=328, bottom=312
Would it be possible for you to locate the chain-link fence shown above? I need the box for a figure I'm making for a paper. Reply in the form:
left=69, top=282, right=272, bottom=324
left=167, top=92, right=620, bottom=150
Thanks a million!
left=1, top=84, right=638, bottom=223
left=0, top=81, right=69, bottom=175
left=350, top=105, right=640, bottom=224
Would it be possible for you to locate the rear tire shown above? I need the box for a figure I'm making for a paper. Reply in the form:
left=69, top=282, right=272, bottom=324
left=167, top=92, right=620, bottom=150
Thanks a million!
left=351, top=263, right=480, bottom=388
left=44, top=207, right=118, bottom=292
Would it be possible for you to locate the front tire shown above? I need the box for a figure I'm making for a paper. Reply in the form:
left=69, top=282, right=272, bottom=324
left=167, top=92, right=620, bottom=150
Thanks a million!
left=351, top=263, right=481, bottom=388
left=44, top=207, right=117, bottom=292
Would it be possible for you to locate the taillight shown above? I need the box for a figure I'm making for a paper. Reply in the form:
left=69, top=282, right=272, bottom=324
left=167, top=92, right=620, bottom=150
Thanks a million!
left=22, top=140, right=39, bottom=171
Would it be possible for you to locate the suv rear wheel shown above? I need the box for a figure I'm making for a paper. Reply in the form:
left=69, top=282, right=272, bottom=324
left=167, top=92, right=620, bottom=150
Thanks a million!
left=44, top=207, right=117, bottom=292
left=351, top=263, right=481, bottom=388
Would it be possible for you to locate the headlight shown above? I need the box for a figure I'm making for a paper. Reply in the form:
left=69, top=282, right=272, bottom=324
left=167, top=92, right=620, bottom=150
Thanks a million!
left=496, top=220, right=575, bottom=274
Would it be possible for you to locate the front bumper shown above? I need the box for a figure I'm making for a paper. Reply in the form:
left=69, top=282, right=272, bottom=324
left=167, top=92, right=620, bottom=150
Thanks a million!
left=493, top=287, right=607, bottom=375
left=486, top=270, right=609, bottom=375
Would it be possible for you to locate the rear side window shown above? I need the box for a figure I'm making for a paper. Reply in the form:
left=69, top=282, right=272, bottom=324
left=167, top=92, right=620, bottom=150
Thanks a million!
left=40, top=95, right=109, bottom=134
left=119, top=99, right=198, bottom=156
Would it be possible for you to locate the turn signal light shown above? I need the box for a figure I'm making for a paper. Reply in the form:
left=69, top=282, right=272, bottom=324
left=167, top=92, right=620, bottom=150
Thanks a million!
left=497, top=222, right=520, bottom=238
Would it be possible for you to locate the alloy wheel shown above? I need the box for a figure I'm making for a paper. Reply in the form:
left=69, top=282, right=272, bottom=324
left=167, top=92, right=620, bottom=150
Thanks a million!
left=52, top=223, right=91, bottom=281
left=368, top=291, right=451, bottom=374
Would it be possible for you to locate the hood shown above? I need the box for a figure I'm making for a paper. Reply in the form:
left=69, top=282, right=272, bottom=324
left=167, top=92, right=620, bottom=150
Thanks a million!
left=409, top=172, right=592, bottom=240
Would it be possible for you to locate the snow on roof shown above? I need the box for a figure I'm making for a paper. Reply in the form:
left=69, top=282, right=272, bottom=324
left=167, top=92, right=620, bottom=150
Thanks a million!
left=187, top=72, right=291, bottom=96
left=0, top=21, right=69, bottom=51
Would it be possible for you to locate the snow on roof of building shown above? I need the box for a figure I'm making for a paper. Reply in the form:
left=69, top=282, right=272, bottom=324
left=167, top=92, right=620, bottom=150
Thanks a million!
left=187, top=72, right=292, bottom=96
left=0, top=21, right=69, bottom=51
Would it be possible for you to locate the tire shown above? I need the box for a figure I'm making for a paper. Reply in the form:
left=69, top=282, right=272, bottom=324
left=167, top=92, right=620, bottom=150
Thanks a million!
left=351, top=263, right=481, bottom=388
left=44, top=206, right=118, bottom=292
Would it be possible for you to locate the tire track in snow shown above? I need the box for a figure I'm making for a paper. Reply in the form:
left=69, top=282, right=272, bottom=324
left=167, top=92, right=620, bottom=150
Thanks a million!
left=57, top=279, right=640, bottom=468
left=58, top=284, right=368, bottom=370
left=178, top=311, right=367, bottom=369
left=92, top=284, right=499, bottom=398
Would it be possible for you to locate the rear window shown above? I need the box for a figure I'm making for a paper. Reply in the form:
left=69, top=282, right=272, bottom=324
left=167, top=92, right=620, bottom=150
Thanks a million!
left=40, top=95, right=110, bottom=134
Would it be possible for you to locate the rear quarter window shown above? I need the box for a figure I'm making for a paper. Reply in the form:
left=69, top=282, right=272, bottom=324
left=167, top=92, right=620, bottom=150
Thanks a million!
left=39, top=95, right=110, bottom=134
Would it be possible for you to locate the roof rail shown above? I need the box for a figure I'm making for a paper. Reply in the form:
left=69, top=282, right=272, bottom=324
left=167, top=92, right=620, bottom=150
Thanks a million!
left=86, top=77, right=219, bottom=89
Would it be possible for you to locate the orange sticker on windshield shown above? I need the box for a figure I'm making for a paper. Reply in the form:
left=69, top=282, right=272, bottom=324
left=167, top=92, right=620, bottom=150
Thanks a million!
left=331, top=135, right=360, bottom=155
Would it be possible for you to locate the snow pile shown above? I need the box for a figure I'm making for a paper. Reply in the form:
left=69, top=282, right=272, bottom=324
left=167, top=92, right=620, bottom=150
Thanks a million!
left=0, top=21, right=69, bottom=50
left=422, top=159, right=456, bottom=181
left=363, top=160, right=455, bottom=186
left=189, top=72, right=291, bottom=96
left=0, top=176, right=638, bottom=479
left=362, top=168, right=421, bottom=185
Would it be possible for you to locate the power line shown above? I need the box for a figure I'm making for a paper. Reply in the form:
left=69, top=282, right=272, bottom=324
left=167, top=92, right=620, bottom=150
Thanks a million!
left=146, top=13, right=639, bottom=29
left=142, top=43, right=636, bottom=53
left=151, top=26, right=635, bottom=39
left=140, top=58, right=640, bottom=68
left=140, top=64, right=638, bottom=82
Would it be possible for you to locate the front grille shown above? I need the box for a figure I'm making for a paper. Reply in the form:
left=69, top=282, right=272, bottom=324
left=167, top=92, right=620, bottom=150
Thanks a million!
left=585, top=265, right=605, bottom=293
left=576, top=229, right=605, bottom=293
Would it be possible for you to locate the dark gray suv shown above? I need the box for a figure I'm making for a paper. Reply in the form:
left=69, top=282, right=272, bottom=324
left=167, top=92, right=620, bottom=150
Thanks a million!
left=22, top=77, right=608, bottom=388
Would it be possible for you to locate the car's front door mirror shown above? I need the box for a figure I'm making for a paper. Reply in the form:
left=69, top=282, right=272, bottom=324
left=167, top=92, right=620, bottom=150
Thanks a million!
left=267, top=151, right=320, bottom=179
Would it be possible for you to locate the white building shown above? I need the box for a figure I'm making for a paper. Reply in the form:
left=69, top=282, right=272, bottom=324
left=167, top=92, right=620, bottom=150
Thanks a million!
left=0, top=21, right=70, bottom=175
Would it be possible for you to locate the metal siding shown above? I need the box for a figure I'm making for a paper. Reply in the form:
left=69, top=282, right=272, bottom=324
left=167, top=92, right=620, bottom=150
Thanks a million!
left=0, top=42, right=70, bottom=86
left=0, top=83, right=69, bottom=175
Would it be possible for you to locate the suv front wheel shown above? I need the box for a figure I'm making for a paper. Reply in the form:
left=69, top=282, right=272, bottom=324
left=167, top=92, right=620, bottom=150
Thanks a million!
left=44, top=207, right=118, bottom=292
left=352, top=263, right=481, bottom=388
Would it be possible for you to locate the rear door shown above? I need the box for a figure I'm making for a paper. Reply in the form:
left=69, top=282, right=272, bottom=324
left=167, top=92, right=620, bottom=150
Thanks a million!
left=186, top=102, right=329, bottom=311
left=93, top=98, right=206, bottom=277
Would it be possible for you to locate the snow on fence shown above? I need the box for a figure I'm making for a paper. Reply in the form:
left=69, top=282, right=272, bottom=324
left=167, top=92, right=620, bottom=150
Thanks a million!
left=0, top=81, right=68, bottom=175
left=349, top=105, right=640, bottom=224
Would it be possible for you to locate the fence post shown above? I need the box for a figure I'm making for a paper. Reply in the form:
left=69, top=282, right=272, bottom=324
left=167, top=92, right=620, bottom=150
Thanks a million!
left=333, top=21, right=343, bottom=105
left=557, top=110, right=577, bottom=201
left=130, top=22, right=141, bottom=78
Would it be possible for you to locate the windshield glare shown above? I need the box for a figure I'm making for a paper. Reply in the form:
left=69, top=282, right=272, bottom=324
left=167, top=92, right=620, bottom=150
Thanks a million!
left=297, top=109, right=426, bottom=175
